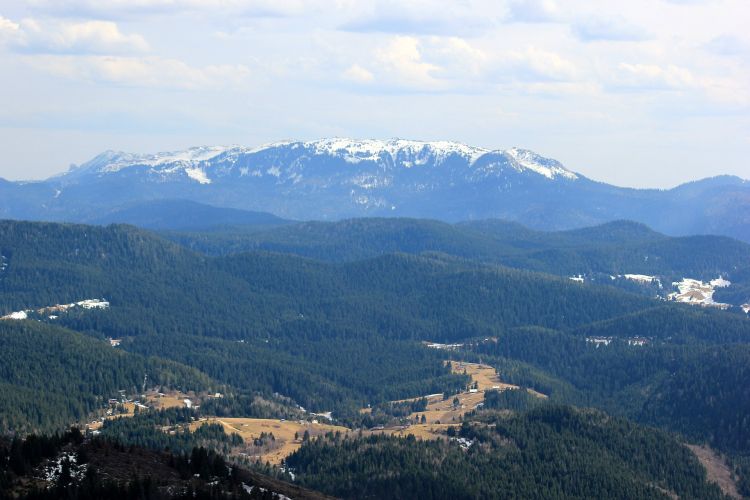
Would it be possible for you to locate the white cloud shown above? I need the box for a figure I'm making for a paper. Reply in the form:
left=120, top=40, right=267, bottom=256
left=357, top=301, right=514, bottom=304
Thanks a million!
left=25, top=0, right=318, bottom=18
left=27, top=55, right=251, bottom=89
left=572, top=16, right=650, bottom=42
left=426, top=36, right=487, bottom=77
left=0, top=16, right=148, bottom=54
left=611, top=62, right=748, bottom=105
left=339, top=0, right=497, bottom=36
left=499, top=46, right=578, bottom=82
left=346, top=34, right=577, bottom=93
left=703, top=35, right=750, bottom=56
left=617, top=63, right=697, bottom=90
left=2, top=0, right=748, bottom=186
left=506, top=0, right=561, bottom=23
left=374, top=36, right=441, bottom=88
left=0, top=16, right=21, bottom=39
left=343, top=64, right=375, bottom=83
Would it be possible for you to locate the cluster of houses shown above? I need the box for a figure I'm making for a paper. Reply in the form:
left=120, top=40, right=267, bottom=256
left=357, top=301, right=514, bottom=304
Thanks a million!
left=586, top=336, right=649, bottom=347
left=425, top=342, right=464, bottom=350
left=586, top=337, right=612, bottom=347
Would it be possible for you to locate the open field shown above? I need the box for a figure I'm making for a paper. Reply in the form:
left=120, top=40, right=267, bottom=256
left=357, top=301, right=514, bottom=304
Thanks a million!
left=146, top=390, right=195, bottom=410
left=86, top=402, right=137, bottom=431
left=407, top=389, right=486, bottom=424
left=450, top=361, right=519, bottom=391
left=365, top=423, right=456, bottom=440
left=398, top=361, right=546, bottom=425
left=129, top=360, right=546, bottom=465
left=192, top=418, right=349, bottom=465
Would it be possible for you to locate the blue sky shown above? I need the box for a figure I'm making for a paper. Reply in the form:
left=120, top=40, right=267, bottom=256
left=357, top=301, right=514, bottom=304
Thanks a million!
left=0, top=0, right=748, bottom=187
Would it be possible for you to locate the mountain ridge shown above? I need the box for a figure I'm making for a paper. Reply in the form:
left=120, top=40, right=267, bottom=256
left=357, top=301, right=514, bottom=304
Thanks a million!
left=0, top=138, right=747, bottom=242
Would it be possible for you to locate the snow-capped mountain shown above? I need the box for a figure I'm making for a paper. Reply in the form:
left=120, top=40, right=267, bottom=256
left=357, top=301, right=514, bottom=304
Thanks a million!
left=65, top=139, right=578, bottom=186
left=1, top=138, right=748, bottom=242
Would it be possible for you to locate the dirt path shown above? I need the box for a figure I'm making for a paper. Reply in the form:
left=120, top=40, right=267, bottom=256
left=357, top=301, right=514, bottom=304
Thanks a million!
left=686, top=444, right=741, bottom=499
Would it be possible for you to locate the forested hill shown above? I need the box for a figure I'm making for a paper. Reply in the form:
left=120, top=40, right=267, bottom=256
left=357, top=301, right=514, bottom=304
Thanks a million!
left=88, top=199, right=291, bottom=231
left=0, top=219, right=661, bottom=336
left=163, top=217, right=750, bottom=300
left=287, top=406, right=728, bottom=500
left=0, top=320, right=212, bottom=434
left=2, top=218, right=750, bottom=468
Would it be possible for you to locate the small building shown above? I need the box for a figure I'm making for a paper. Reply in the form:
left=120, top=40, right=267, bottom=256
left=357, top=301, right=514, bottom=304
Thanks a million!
left=627, top=337, right=649, bottom=346
left=586, top=337, right=612, bottom=347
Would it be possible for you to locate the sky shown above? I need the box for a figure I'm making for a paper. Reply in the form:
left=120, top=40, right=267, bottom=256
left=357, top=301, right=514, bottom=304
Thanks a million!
left=0, top=0, right=748, bottom=187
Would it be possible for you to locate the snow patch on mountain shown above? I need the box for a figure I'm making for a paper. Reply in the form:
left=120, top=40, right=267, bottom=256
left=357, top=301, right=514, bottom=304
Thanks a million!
left=184, top=167, right=211, bottom=184
left=352, top=173, right=392, bottom=190
left=101, top=146, right=232, bottom=173
left=70, top=139, right=581, bottom=187
left=506, top=148, right=578, bottom=180
left=306, top=138, right=489, bottom=165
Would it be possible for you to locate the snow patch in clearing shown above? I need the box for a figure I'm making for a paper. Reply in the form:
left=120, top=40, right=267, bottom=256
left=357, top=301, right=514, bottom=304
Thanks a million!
left=1, top=298, right=109, bottom=321
left=3, top=310, right=27, bottom=320
left=710, top=277, right=731, bottom=288
left=622, top=274, right=663, bottom=288
left=669, top=277, right=731, bottom=310
left=451, top=437, right=475, bottom=450
left=44, top=452, right=87, bottom=484
left=242, top=483, right=291, bottom=500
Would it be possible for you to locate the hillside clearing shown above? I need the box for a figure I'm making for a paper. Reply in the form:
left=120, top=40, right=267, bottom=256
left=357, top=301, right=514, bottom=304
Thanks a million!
left=192, top=418, right=349, bottom=466
left=687, top=444, right=741, bottom=499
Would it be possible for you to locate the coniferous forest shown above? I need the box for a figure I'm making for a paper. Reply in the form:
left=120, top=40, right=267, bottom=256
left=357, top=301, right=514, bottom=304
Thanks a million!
left=1, top=218, right=749, bottom=498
